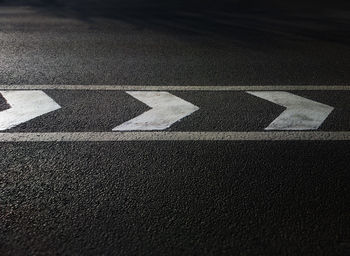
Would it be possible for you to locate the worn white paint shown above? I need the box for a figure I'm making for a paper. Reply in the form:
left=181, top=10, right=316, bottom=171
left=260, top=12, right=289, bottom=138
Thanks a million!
left=0, top=131, right=349, bottom=142
left=247, top=91, right=334, bottom=130
left=0, top=90, right=61, bottom=131
left=113, top=91, right=199, bottom=131
left=0, top=85, right=349, bottom=91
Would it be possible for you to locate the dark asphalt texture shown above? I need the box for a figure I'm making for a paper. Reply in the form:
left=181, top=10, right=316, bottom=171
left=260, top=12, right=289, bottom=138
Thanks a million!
left=1, top=142, right=349, bottom=255
left=1, top=2, right=350, bottom=256
left=0, top=4, right=349, bottom=86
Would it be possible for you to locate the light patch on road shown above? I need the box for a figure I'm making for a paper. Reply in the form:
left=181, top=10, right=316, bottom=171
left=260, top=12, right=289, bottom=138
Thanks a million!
left=247, top=91, right=334, bottom=130
left=0, top=90, right=61, bottom=131
left=0, top=85, right=349, bottom=91
left=0, top=132, right=349, bottom=142
left=114, top=91, right=199, bottom=131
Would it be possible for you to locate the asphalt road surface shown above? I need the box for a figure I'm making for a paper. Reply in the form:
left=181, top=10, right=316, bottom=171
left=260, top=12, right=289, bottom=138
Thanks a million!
left=1, top=2, right=350, bottom=255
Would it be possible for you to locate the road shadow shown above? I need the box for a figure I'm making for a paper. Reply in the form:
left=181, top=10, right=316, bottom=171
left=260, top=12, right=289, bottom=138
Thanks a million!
left=1, top=0, right=350, bottom=45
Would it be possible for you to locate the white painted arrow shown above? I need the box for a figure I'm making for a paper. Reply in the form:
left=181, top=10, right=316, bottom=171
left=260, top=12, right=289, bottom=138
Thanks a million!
left=113, top=91, right=199, bottom=131
left=0, top=90, right=61, bottom=131
left=247, top=91, right=334, bottom=130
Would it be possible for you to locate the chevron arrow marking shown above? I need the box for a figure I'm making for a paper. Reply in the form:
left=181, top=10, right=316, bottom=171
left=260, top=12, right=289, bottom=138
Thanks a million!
left=113, top=91, right=199, bottom=131
left=0, top=90, right=61, bottom=131
left=247, top=91, right=334, bottom=130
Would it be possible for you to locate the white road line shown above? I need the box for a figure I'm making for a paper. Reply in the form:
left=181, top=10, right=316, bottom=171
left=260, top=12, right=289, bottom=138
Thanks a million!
left=0, top=91, right=61, bottom=131
left=0, top=85, right=349, bottom=91
left=114, top=91, right=199, bottom=131
left=247, top=91, right=334, bottom=130
left=0, top=132, right=349, bottom=142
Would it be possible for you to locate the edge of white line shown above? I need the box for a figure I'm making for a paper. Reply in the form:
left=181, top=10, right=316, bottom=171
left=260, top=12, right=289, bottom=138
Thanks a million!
left=0, top=132, right=349, bottom=142
left=0, top=85, right=349, bottom=91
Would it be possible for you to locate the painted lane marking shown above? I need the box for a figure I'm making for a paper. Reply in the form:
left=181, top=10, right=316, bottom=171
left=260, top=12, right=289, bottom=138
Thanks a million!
left=0, top=132, right=349, bottom=142
left=0, top=90, right=61, bottom=131
left=247, top=91, right=334, bottom=130
left=113, top=91, right=199, bottom=131
left=0, top=85, right=349, bottom=91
